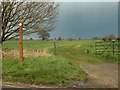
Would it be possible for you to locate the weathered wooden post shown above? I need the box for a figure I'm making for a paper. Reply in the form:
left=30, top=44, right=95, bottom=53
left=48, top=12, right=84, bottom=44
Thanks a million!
left=54, top=40, right=56, bottom=55
left=19, top=22, right=23, bottom=63
left=112, top=40, right=115, bottom=55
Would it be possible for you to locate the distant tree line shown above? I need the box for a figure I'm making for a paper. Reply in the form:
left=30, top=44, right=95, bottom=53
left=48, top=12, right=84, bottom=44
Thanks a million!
left=26, top=34, right=119, bottom=41
left=55, top=36, right=81, bottom=41
left=92, top=34, right=119, bottom=41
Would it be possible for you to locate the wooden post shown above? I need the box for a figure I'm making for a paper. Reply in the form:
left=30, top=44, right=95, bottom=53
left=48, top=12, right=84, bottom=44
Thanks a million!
left=54, top=41, right=56, bottom=55
left=19, top=22, right=23, bottom=63
left=112, top=40, right=115, bottom=55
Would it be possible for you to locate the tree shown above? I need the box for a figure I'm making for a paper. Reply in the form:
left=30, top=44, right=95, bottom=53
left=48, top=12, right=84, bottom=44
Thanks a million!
left=0, top=0, right=59, bottom=43
left=78, top=37, right=81, bottom=40
left=107, top=34, right=116, bottom=41
left=102, top=37, right=107, bottom=41
left=30, top=38, right=33, bottom=40
left=101, top=34, right=116, bottom=41
left=92, top=37, right=99, bottom=40
left=58, top=36, right=62, bottom=41
left=37, top=29, right=50, bottom=40
left=117, top=37, right=120, bottom=41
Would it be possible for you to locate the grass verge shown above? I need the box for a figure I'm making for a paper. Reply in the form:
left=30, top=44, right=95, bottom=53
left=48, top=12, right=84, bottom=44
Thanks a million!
left=3, top=56, right=86, bottom=85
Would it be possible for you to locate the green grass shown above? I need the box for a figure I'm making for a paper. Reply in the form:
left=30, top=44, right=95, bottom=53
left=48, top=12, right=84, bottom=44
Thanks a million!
left=51, top=40, right=118, bottom=64
left=2, top=40, right=118, bottom=85
left=3, top=56, right=85, bottom=85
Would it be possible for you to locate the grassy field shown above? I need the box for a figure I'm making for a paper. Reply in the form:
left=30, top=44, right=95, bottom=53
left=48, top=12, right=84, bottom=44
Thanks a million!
left=2, top=40, right=118, bottom=86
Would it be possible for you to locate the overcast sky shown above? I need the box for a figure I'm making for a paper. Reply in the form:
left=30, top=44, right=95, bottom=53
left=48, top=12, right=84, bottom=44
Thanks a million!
left=49, top=2, right=118, bottom=39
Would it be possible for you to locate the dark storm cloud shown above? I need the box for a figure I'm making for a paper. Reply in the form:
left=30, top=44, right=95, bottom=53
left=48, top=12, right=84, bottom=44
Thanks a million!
left=50, top=2, right=118, bottom=39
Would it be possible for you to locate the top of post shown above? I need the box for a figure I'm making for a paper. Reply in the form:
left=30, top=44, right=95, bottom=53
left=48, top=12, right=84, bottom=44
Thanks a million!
left=112, top=39, right=115, bottom=42
left=19, top=22, right=23, bottom=26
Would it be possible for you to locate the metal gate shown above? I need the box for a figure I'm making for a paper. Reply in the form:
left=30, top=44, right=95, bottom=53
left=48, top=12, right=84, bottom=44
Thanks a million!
left=95, top=40, right=120, bottom=55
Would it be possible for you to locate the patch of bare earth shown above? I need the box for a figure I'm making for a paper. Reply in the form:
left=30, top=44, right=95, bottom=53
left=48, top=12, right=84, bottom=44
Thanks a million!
left=2, top=49, right=52, bottom=58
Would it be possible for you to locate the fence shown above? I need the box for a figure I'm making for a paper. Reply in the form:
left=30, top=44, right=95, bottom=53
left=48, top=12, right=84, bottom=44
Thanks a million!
left=95, top=40, right=120, bottom=55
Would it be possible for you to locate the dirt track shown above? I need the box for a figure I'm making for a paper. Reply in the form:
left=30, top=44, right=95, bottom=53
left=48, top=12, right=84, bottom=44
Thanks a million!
left=80, top=64, right=118, bottom=88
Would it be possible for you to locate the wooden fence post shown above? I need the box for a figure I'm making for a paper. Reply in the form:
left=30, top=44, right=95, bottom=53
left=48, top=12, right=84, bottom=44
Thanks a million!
left=54, top=41, right=56, bottom=55
left=112, top=40, right=115, bottom=55
left=19, top=22, right=23, bottom=63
